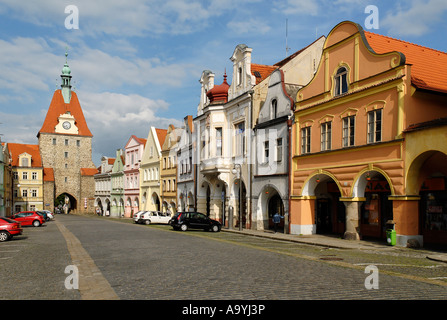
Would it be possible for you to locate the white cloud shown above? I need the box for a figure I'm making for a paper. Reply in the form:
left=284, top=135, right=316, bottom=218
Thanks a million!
left=273, top=0, right=319, bottom=15
left=80, top=91, right=181, bottom=161
left=227, top=18, right=272, bottom=35
left=381, top=0, right=447, bottom=36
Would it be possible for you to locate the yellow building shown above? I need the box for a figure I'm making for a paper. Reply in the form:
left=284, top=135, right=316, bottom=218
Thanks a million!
left=140, top=127, right=167, bottom=212
left=160, top=125, right=178, bottom=215
left=8, top=143, right=45, bottom=213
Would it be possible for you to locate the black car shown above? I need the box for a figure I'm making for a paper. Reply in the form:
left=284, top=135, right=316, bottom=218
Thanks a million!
left=170, top=212, right=221, bottom=232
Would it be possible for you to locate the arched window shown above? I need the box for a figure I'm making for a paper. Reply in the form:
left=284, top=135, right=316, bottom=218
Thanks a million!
left=271, top=99, right=278, bottom=119
left=334, top=67, right=348, bottom=96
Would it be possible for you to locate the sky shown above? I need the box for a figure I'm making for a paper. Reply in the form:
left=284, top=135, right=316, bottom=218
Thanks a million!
left=0, top=0, right=446, bottom=165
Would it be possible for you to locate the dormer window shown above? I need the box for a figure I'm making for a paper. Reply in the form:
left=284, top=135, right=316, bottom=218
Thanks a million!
left=334, top=67, right=348, bottom=96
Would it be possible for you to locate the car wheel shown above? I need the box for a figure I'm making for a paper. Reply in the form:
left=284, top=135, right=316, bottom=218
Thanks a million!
left=180, top=224, right=188, bottom=231
left=211, top=225, right=220, bottom=232
left=33, top=220, right=41, bottom=227
left=0, top=231, right=10, bottom=242
left=145, top=219, right=151, bottom=225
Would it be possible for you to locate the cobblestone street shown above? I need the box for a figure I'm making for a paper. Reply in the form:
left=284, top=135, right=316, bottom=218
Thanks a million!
left=1, top=214, right=446, bottom=303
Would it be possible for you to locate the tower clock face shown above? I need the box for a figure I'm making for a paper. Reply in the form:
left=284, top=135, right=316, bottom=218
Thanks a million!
left=63, top=121, right=71, bottom=130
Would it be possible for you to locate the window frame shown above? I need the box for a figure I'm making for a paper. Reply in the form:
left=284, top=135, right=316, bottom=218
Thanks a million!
left=320, top=121, right=332, bottom=151
left=342, top=116, right=355, bottom=147
left=334, top=67, right=348, bottom=96
left=301, top=126, right=311, bottom=154
left=367, top=109, right=382, bottom=144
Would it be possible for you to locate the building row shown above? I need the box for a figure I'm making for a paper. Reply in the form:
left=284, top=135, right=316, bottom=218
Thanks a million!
left=1, top=21, right=446, bottom=247
left=92, top=21, right=447, bottom=247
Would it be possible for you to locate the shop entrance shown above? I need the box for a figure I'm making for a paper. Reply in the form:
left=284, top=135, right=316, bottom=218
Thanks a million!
left=315, top=178, right=344, bottom=235
left=268, top=193, right=285, bottom=232
left=360, top=176, right=392, bottom=239
left=416, top=151, right=447, bottom=245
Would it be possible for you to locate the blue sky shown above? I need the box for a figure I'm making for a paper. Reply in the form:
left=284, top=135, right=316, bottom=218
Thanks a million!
left=0, top=0, right=446, bottom=165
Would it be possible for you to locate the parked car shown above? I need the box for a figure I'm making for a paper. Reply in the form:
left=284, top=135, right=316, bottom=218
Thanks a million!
left=170, top=212, right=221, bottom=232
left=40, top=210, right=54, bottom=220
left=0, top=217, right=23, bottom=242
left=133, top=211, right=147, bottom=224
left=10, top=211, right=46, bottom=227
left=140, top=211, right=172, bottom=225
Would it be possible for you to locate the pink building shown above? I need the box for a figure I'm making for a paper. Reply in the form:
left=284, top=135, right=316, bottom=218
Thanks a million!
left=123, top=135, right=147, bottom=217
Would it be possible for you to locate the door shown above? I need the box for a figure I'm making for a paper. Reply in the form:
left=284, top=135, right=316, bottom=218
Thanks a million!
left=316, top=199, right=332, bottom=234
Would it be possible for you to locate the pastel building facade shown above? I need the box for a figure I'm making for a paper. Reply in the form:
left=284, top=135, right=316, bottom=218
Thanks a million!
left=251, top=36, right=325, bottom=232
left=110, top=149, right=125, bottom=217
left=140, top=127, right=166, bottom=212
left=123, top=135, right=146, bottom=217
left=290, top=21, right=447, bottom=246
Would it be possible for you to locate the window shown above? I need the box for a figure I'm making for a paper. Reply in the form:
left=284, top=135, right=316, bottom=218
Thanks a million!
left=77, top=140, right=80, bottom=147
left=334, top=67, right=348, bottom=96
left=22, top=189, right=27, bottom=198
left=64, top=152, right=68, bottom=158
left=238, top=67, right=242, bottom=86
left=264, top=141, right=269, bottom=163
left=276, top=138, right=283, bottom=162
left=216, top=127, right=222, bottom=156
left=21, top=158, right=29, bottom=167
left=65, top=139, right=69, bottom=146
left=235, top=122, right=245, bottom=156
left=342, top=116, right=355, bottom=147
left=22, top=172, right=28, bottom=180
left=52, top=138, right=57, bottom=145
left=32, top=172, right=37, bottom=180
left=321, top=122, right=332, bottom=151
left=367, top=109, right=382, bottom=143
left=31, top=189, right=37, bottom=197
left=272, top=99, right=278, bottom=119
left=301, top=127, right=311, bottom=154
left=65, top=177, right=68, bottom=183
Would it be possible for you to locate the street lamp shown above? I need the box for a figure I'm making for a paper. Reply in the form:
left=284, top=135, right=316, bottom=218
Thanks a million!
left=232, top=163, right=242, bottom=231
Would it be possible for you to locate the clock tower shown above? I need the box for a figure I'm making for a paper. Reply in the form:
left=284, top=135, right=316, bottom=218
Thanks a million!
left=37, top=51, right=97, bottom=213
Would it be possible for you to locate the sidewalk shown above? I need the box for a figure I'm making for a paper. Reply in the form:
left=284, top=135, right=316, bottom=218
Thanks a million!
left=222, top=227, right=447, bottom=263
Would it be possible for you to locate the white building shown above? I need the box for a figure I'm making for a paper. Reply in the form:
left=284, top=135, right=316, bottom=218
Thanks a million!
left=251, top=36, right=326, bottom=232
left=176, top=116, right=195, bottom=212
left=94, top=156, right=114, bottom=216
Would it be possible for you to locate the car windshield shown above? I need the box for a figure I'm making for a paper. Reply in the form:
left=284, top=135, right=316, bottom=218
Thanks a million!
left=0, top=217, right=17, bottom=223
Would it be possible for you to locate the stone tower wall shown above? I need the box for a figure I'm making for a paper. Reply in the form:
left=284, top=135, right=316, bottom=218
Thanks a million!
left=39, top=133, right=96, bottom=212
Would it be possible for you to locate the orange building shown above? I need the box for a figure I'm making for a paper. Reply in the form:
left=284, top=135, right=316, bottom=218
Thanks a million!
left=290, top=21, right=447, bottom=247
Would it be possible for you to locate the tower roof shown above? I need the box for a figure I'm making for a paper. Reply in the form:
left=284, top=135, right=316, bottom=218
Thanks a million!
left=38, top=89, right=93, bottom=137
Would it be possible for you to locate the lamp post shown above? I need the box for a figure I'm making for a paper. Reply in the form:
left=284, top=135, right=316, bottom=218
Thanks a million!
left=232, top=163, right=242, bottom=231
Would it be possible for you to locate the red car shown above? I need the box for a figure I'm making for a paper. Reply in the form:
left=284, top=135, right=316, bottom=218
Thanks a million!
left=10, top=211, right=45, bottom=227
left=0, top=217, right=23, bottom=242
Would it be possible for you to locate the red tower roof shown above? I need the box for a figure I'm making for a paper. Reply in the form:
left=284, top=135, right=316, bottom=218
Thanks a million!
left=38, top=89, right=93, bottom=137
left=206, top=73, right=230, bottom=104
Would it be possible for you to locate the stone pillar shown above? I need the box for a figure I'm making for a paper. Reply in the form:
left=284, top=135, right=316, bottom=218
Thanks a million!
left=390, top=196, right=423, bottom=247
left=341, top=199, right=362, bottom=240
left=289, top=196, right=316, bottom=235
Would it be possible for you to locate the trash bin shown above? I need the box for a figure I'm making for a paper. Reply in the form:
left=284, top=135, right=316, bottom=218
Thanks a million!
left=386, top=220, right=396, bottom=246
left=386, top=229, right=396, bottom=246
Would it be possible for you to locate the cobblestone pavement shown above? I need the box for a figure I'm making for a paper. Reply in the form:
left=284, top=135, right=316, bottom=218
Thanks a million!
left=1, top=214, right=446, bottom=301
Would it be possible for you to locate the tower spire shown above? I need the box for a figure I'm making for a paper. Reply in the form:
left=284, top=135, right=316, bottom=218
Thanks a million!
left=61, top=48, right=72, bottom=103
